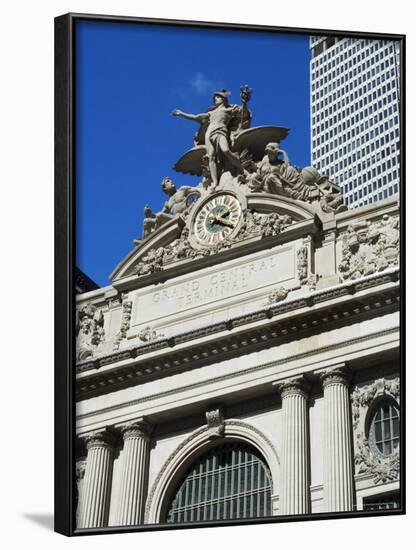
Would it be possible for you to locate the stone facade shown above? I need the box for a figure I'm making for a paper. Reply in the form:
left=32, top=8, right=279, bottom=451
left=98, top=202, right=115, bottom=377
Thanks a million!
left=75, top=87, right=401, bottom=528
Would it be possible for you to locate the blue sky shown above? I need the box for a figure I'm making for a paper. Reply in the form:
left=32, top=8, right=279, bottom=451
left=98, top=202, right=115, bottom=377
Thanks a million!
left=76, top=20, right=311, bottom=286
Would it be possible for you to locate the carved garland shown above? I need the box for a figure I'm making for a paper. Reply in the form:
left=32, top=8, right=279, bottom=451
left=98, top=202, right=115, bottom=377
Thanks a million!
left=76, top=303, right=105, bottom=360
left=297, top=238, right=317, bottom=290
left=297, top=244, right=308, bottom=285
left=113, top=300, right=133, bottom=350
left=351, top=377, right=400, bottom=484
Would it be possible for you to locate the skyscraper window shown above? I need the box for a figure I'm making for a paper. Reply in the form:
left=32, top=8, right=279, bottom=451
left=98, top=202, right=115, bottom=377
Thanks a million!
left=310, top=37, right=400, bottom=208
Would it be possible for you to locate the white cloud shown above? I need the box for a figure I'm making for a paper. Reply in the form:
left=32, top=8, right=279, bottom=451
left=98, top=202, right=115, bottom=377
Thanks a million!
left=189, top=72, right=215, bottom=95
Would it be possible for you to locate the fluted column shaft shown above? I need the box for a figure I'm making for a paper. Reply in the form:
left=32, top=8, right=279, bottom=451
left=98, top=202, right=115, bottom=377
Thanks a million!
left=321, top=368, right=354, bottom=512
left=117, top=420, right=152, bottom=526
left=278, top=379, right=310, bottom=515
left=78, top=429, right=115, bottom=528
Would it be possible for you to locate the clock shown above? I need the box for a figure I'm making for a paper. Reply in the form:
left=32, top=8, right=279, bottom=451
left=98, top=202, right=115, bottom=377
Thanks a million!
left=193, top=192, right=243, bottom=247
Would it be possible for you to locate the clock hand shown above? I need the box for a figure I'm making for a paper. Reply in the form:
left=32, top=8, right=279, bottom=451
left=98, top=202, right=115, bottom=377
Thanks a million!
left=214, top=215, right=235, bottom=229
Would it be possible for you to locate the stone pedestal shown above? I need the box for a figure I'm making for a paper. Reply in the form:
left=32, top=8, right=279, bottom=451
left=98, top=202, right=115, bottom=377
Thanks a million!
left=117, top=420, right=152, bottom=526
left=78, top=429, right=116, bottom=528
left=321, top=367, right=354, bottom=512
left=277, top=378, right=310, bottom=515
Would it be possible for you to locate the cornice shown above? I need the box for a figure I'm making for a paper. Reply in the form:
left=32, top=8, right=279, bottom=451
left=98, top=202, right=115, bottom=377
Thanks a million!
left=77, top=325, right=398, bottom=421
left=76, top=270, right=399, bottom=399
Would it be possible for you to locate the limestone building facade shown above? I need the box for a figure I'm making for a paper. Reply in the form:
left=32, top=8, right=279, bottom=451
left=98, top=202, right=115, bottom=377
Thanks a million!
left=75, top=88, right=401, bottom=529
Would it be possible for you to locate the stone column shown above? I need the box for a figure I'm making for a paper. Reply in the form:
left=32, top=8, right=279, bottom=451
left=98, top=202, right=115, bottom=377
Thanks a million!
left=77, top=429, right=116, bottom=529
left=117, top=419, right=152, bottom=526
left=320, top=367, right=354, bottom=512
left=276, top=377, right=310, bottom=515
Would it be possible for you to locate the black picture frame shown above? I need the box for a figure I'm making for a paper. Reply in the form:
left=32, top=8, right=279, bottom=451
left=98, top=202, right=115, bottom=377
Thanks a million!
left=55, top=12, right=405, bottom=537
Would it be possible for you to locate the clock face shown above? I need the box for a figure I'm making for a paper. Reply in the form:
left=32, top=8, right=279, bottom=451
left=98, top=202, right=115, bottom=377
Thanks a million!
left=193, top=193, right=242, bottom=246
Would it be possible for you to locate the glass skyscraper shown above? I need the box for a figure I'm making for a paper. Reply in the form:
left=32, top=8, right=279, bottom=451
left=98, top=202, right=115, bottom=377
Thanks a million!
left=310, top=36, right=401, bottom=208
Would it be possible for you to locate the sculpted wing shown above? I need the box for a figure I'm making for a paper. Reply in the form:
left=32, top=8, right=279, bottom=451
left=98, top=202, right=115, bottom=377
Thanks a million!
left=173, top=145, right=207, bottom=176
left=233, top=126, right=290, bottom=161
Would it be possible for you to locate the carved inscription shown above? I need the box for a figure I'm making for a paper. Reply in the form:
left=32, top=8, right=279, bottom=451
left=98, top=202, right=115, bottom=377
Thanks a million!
left=133, top=247, right=296, bottom=326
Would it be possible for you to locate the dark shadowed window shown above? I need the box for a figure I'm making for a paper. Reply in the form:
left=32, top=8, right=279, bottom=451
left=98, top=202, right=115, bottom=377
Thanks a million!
left=166, top=442, right=272, bottom=523
left=369, top=402, right=399, bottom=457
left=363, top=492, right=400, bottom=511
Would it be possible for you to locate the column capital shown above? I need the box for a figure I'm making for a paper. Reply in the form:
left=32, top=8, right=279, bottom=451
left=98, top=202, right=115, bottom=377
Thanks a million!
left=317, top=365, right=351, bottom=389
left=118, top=417, right=153, bottom=440
left=274, top=376, right=310, bottom=399
left=81, top=428, right=117, bottom=450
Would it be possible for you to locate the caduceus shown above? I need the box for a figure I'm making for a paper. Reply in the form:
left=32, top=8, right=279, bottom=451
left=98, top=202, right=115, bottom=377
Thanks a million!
left=240, top=84, right=253, bottom=103
left=238, top=84, right=253, bottom=137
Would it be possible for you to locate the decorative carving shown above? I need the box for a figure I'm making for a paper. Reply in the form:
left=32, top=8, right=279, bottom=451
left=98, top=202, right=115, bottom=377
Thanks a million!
left=135, top=210, right=292, bottom=277
left=134, top=247, right=165, bottom=277
left=76, top=304, right=105, bottom=360
left=255, top=211, right=293, bottom=238
left=338, top=214, right=400, bottom=281
left=297, top=245, right=308, bottom=284
left=81, top=429, right=117, bottom=450
left=319, top=367, right=351, bottom=389
left=223, top=210, right=292, bottom=241
left=276, top=377, right=310, bottom=399
left=351, top=378, right=400, bottom=430
left=119, top=419, right=152, bottom=440
left=113, top=301, right=132, bottom=350
left=76, top=460, right=86, bottom=482
left=205, top=405, right=225, bottom=440
left=307, top=274, right=318, bottom=291
left=163, top=227, right=210, bottom=263
left=267, top=287, right=290, bottom=304
left=351, top=377, right=400, bottom=483
left=142, top=177, right=201, bottom=239
left=355, top=433, right=400, bottom=484
left=138, top=326, right=164, bottom=342
left=238, top=143, right=346, bottom=213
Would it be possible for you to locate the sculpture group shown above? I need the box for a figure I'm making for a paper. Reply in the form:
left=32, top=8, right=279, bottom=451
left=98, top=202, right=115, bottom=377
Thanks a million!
left=139, top=85, right=346, bottom=241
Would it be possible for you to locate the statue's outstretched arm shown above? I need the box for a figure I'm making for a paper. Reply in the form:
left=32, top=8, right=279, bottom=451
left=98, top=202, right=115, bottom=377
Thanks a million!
left=172, top=109, right=208, bottom=124
left=144, top=205, right=156, bottom=218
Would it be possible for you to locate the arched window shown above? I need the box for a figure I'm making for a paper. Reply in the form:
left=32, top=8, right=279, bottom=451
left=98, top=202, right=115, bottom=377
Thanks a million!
left=166, top=442, right=272, bottom=523
left=368, top=401, right=400, bottom=457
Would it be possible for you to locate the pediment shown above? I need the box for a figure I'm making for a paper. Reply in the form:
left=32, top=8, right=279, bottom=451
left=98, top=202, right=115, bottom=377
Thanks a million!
left=110, top=192, right=321, bottom=285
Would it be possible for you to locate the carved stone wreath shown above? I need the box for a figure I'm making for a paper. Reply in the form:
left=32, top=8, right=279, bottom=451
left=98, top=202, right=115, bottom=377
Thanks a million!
left=351, top=377, right=400, bottom=484
left=267, top=287, right=290, bottom=304
left=138, top=326, right=164, bottom=343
